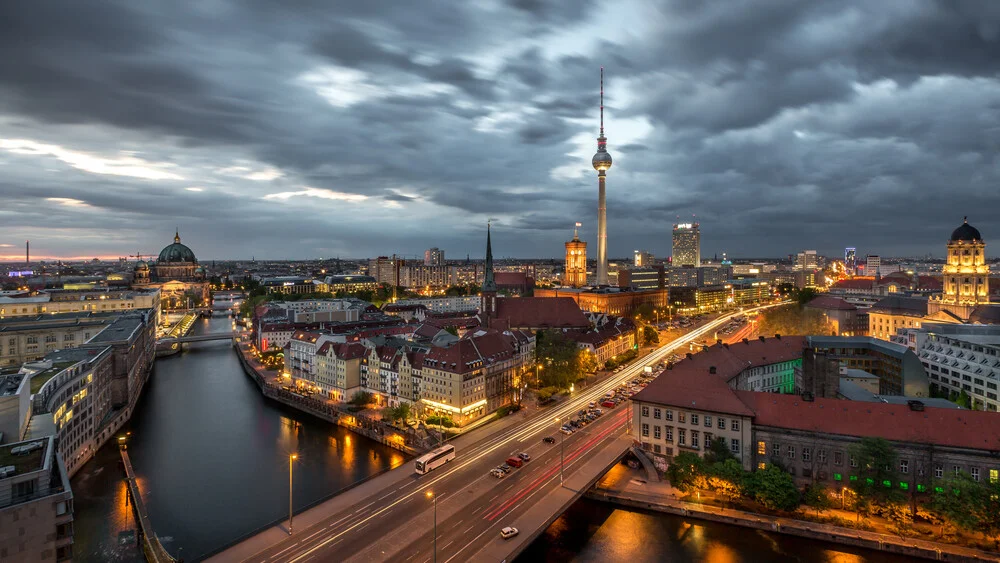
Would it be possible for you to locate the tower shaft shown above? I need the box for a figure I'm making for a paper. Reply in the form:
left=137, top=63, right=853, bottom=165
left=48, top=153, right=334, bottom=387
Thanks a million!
left=596, top=177, right=608, bottom=285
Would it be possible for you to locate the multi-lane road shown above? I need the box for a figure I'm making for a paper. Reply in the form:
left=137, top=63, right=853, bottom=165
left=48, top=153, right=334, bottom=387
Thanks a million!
left=227, top=304, right=783, bottom=563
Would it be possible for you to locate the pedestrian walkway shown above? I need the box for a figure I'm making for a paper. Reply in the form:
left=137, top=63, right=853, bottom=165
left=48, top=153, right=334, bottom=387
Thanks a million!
left=589, top=466, right=1000, bottom=563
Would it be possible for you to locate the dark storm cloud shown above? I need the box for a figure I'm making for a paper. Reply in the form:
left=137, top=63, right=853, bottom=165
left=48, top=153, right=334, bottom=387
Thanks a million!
left=3, top=0, right=1000, bottom=260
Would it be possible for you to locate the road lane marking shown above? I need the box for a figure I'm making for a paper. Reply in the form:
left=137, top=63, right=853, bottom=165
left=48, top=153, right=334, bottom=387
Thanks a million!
left=256, top=306, right=782, bottom=563
left=464, top=525, right=475, bottom=534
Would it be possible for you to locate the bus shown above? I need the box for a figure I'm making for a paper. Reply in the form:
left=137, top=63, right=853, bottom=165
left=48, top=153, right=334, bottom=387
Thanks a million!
left=414, top=444, right=456, bottom=475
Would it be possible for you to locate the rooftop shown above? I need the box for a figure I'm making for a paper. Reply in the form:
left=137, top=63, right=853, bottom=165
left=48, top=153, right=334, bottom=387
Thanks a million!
left=736, top=391, right=1000, bottom=451
left=0, top=372, right=25, bottom=397
left=86, top=315, right=146, bottom=343
left=805, top=296, right=857, bottom=311
left=869, top=295, right=928, bottom=317
left=0, top=438, right=50, bottom=479
left=30, top=361, right=77, bottom=394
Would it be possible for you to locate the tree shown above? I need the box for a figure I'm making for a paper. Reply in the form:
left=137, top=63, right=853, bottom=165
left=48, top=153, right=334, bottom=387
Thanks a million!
left=956, top=389, right=972, bottom=409
left=796, top=287, right=821, bottom=307
left=579, top=350, right=599, bottom=375
left=704, top=436, right=735, bottom=464
left=802, top=482, right=834, bottom=515
left=849, top=437, right=904, bottom=508
left=757, top=304, right=834, bottom=337
left=666, top=452, right=705, bottom=491
left=745, top=465, right=800, bottom=511
left=444, top=325, right=459, bottom=336
left=706, top=458, right=746, bottom=502
left=349, top=391, right=375, bottom=407
left=640, top=325, right=659, bottom=346
left=928, top=472, right=991, bottom=534
left=535, top=330, right=581, bottom=389
left=632, top=303, right=655, bottom=323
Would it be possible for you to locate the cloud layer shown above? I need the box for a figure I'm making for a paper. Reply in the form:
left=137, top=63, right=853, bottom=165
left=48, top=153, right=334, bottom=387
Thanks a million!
left=1, top=0, right=999, bottom=261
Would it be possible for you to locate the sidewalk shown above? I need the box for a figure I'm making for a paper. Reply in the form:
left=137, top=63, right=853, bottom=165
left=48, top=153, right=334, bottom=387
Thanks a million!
left=588, top=466, right=1000, bottom=563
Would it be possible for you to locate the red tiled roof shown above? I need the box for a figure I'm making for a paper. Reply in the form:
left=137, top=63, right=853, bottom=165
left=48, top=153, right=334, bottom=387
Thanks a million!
left=736, top=391, right=1000, bottom=451
left=806, top=296, right=857, bottom=311
left=671, top=336, right=807, bottom=383
left=422, top=329, right=517, bottom=374
left=832, top=279, right=874, bottom=290
left=917, top=276, right=942, bottom=290
left=495, top=297, right=590, bottom=329
left=333, top=342, right=367, bottom=360
left=632, top=368, right=755, bottom=416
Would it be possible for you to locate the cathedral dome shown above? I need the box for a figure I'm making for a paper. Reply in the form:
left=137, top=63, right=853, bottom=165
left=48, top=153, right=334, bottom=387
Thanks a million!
left=950, top=217, right=982, bottom=243
left=134, top=260, right=149, bottom=271
left=158, top=231, right=197, bottom=263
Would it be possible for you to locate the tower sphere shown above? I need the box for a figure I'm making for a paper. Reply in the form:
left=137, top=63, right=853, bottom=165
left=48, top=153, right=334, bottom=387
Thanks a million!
left=592, top=151, right=613, bottom=171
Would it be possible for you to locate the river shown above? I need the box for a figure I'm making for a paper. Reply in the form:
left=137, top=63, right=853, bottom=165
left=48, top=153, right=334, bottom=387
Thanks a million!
left=70, top=314, right=914, bottom=563
left=70, top=315, right=404, bottom=562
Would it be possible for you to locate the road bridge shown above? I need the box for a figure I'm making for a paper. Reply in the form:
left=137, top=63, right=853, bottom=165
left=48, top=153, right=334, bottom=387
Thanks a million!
left=205, top=304, right=785, bottom=563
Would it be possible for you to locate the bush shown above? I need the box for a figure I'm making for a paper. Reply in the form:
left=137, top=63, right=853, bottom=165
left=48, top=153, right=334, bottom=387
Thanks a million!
left=497, top=406, right=510, bottom=417
left=425, top=415, right=456, bottom=428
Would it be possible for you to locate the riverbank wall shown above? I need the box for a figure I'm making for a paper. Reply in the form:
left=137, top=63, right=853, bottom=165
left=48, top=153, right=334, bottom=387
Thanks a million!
left=233, top=342, right=429, bottom=456
left=586, top=488, right=1000, bottom=562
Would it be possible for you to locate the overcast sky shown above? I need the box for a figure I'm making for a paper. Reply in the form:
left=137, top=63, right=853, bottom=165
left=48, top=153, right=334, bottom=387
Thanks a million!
left=1, top=0, right=999, bottom=262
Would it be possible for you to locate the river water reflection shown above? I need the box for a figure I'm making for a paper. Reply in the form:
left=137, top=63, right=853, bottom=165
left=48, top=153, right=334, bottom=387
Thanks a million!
left=70, top=316, right=403, bottom=562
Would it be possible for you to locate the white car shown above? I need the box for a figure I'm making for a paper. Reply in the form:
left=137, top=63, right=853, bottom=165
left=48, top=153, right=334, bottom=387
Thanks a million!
left=500, top=526, right=519, bottom=539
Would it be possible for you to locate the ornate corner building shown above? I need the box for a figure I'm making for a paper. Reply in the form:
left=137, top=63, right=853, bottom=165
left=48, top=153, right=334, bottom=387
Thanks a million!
left=928, top=217, right=992, bottom=322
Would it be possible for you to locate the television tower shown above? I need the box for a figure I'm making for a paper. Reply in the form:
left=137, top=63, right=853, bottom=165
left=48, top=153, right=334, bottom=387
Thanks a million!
left=592, top=67, right=613, bottom=285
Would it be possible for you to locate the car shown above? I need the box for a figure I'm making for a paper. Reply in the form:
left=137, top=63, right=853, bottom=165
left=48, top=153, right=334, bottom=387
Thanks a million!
left=518, top=452, right=531, bottom=462
left=560, top=427, right=573, bottom=435
left=588, top=401, right=596, bottom=408
left=500, top=526, right=519, bottom=539
left=578, top=409, right=587, bottom=417
left=491, top=468, right=505, bottom=478
left=601, top=401, right=615, bottom=408
left=499, top=464, right=512, bottom=473
left=506, top=456, right=523, bottom=468
left=543, top=436, right=556, bottom=444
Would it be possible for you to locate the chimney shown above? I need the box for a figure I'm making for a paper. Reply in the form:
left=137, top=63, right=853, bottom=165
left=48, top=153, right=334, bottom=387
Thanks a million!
left=709, top=366, right=717, bottom=374
left=775, top=333, right=781, bottom=340
left=907, top=400, right=925, bottom=412
left=759, top=335, right=766, bottom=343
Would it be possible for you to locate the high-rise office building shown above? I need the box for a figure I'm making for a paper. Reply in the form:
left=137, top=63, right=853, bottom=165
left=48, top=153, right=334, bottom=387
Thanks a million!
left=565, top=223, right=588, bottom=288
left=844, top=247, right=856, bottom=275
left=796, top=250, right=818, bottom=271
left=634, top=250, right=654, bottom=267
left=866, top=254, right=881, bottom=278
left=671, top=223, right=700, bottom=267
left=424, top=248, right=445, bottom=266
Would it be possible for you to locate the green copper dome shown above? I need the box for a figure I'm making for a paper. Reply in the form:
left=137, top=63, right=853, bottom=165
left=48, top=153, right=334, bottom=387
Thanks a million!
left=158, top=231, right=197, bottom=263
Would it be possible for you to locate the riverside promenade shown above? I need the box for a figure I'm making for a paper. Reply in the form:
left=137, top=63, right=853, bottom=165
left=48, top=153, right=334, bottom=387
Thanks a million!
left=588, top=464, right=1000, bottom=563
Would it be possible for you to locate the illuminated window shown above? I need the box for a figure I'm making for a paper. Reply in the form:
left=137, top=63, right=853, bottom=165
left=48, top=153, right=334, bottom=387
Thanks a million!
left=757, top=441, right=766, bottom=455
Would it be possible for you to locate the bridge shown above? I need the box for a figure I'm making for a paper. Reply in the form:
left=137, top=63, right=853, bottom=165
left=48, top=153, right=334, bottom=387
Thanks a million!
left=120, top=446, right=176, bottom=563
left=204, top=304, right=784, bottom=563
left=159, top=332, right=236, bottom=344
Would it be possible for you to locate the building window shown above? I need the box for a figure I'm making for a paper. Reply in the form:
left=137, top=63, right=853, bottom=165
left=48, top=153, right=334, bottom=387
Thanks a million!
left=900, top=460, right=908, bottom=474
left=990, top=469, right=998, bottom=483
left=772, top=443, right=781, bottom=457
left=653, top=426, right=661, bottom=440
left=653, top=408, right=661, bottom=420
left=717, top=417, right=725, bottom=429
left=690, top=414, right=699, bottom=425
left=818, top=450, right=827, bottom=463
left=665, top=426, right=673, bottom=442
left=935, top=465, right=943, bottom=479
left=691, top=431, right=699, bottom=449
left=678, top=428, right=686, bottom=446
left=850, top=455, right=857, bottom=468
left=704, top=415, right=712, bottom=427
left=757, top=441, right=766, bottom=455
left=954, top=465, right=961, bottom=476
left=730, top=439, right=740, bottom=454
left=787, top=446, right=796, bottom=459
left=678, top=412, right=686, bottom=423
left=971, top=467, right=980, bottom=482
left=641, top=406, right=649, bottom=417
left=665, top=410, right=673, bottom=421
left=730, top=419, right=739, bottom=431
left=802, top=448, right=811, bottom=462
left=641, top=423, right=649, bottom=437
left=758, top=462, right=766, bottom=470
left=705, top=432, right=712, bottom=445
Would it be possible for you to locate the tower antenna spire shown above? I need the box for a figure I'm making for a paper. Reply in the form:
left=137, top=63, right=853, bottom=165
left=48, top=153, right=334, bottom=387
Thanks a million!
left=600, top=66, right=604, bottom=137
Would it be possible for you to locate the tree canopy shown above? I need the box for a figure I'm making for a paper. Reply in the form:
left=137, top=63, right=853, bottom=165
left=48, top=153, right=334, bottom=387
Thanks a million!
left=535, top=330, right=581, bottom=389
left=757, top=303, right=834, bottom=337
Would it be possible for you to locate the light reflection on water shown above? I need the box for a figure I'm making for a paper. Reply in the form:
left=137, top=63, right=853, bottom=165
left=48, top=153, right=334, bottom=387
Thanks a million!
left=70, top=316, right=403, bottom=561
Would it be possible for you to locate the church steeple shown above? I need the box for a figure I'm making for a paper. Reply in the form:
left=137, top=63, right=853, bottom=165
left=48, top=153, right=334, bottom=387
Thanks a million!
left=481, top=222, right=497, bottom=327
left=174, top=228, right=181, bottom=244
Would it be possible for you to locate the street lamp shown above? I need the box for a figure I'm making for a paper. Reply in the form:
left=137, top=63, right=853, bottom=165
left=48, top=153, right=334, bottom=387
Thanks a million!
left=427, top=491, right=437, bottom=563
left=288, top=454, right=298, bottom=535
left=841, top=487, right=848, bottom=510
left=535, top=364, right=542, bottom=388
left=554, top=417, right=564, bottom=485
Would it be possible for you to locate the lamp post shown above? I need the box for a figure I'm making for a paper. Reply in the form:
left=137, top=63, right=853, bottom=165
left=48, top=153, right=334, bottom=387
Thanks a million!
left=535, top=364, right=542, bottom=388
left=841, top=487, right=848, bottom=510
left=555, top=417, right=564, bottom=485
left=427, top=491, right=437, bottom=563
left=288, top=454, right=298, bottom=535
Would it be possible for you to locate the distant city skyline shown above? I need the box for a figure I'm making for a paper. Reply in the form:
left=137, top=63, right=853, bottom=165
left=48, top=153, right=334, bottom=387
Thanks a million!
left=2, top=2, right=999, bottom=260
